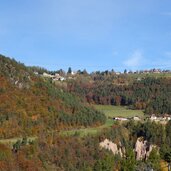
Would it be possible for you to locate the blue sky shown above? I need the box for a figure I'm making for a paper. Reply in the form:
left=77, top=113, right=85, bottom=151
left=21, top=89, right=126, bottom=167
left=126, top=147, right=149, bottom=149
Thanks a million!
left=0, top=0, right=171, bottom=72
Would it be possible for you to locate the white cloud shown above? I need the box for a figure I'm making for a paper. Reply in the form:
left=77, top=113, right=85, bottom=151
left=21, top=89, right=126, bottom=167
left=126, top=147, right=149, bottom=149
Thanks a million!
left=124, top=50, right=143, bottom=68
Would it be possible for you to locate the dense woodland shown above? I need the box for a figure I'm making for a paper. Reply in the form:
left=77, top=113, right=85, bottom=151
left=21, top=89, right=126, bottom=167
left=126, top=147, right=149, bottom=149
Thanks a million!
left=67, top=72, right=171, bottom=115
left=0, top=54, right=171, bottom=171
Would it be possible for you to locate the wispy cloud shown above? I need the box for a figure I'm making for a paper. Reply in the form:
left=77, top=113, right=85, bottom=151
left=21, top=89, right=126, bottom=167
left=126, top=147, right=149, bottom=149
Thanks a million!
left=124, top=50, right=144, bottom=68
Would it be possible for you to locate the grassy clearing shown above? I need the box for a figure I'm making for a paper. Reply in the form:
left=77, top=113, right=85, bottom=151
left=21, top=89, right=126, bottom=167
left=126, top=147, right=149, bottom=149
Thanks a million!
left=60, top=120, right=114, bottom=137
left=94, top=105, right=144, bottom=118
left=0, top=137, right=37, bottom=147
left=60, top=105, right=144, bottom=137
left=60, top=128, right=100, bottom=137
left=60, top=118, right=115, bottom=137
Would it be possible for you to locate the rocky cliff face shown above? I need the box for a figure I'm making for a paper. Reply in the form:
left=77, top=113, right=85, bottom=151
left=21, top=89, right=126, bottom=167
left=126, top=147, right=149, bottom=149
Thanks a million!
left=99, top=139, right=124, bottom=157
left=100, top=137, right=156, bottom=161
left=135, top=137, right=156, bottom=161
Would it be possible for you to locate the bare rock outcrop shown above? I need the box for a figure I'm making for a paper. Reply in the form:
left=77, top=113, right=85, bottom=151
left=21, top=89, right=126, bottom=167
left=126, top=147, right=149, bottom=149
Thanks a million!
left=100, top=137, right=156, bottom=161
left=135, top=137, right=156, bottom=161
left=99, top=139, right=124, bottom=157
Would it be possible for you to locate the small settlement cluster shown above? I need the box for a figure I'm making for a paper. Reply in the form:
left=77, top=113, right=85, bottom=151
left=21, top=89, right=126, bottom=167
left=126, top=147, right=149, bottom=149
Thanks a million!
left=113, top=114, right=171, bottom=123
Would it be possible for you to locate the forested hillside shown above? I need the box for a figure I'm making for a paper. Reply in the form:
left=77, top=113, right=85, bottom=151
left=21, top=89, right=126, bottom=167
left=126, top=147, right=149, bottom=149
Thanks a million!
left=1, top=54, right=171, bottom=171
left=67, top=73, right=171, bottom=115
left=0, top=55, right=106, bottom=139
left=0, top=119, right=171, bottom=170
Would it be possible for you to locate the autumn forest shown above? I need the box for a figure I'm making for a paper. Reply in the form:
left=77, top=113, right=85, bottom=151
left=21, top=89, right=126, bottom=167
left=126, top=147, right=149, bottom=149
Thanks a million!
left=0, top=54, right=171, bottom=171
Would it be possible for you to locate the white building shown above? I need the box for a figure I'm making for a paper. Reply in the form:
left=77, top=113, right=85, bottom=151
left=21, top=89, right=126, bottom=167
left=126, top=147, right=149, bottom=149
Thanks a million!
left=43, top=72, right=54, bottom=78
left=113, top=117, right=128, bottom=121
left=150, top=114, right=157, bottom=121
left=133, top=116, right=141, bottom=121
